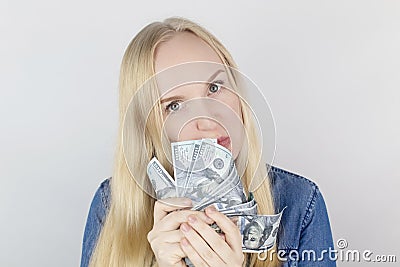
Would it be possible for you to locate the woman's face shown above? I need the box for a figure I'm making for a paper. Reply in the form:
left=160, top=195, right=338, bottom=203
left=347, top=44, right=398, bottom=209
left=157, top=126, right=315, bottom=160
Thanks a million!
left=244, top=224, right=263, bottom=249
left=154, top=32, right=244, bottom=159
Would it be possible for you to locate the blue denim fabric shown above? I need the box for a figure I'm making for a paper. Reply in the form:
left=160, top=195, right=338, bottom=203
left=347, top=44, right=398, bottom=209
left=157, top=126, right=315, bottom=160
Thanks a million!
left=80, top=165, right=336, bottom=267
left=80, top=179, right=111, bottom=267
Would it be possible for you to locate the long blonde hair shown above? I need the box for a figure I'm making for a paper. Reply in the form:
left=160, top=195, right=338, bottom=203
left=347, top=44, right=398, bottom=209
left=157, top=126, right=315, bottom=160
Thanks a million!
left=89, top=17, right=281, bottom=267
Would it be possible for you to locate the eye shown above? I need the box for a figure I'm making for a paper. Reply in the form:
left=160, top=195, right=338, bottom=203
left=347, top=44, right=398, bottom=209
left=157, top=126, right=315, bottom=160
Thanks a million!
left=165, top=101, right=181, bottom=112
left=208, top=80, right=224, bottom=94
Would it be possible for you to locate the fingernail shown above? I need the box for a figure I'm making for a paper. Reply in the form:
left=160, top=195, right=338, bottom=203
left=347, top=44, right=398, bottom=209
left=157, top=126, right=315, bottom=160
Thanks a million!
left=181, top=223, right=191, bottom=232
left=181, top=238, right=189, bottom=246
left=188, top=215, right=197, bottom=224
left=183, top=199, right=192, bottom=206
left=205, top=216, right=213, bottom=224
left=207, top=205, right=216, bottom=213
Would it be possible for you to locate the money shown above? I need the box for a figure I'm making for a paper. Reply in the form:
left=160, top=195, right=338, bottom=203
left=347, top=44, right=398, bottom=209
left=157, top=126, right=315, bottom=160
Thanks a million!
left=238, top=208, right=285, bottom=252
left=147, top=157, right=176, bottom=199
left=147, top=138, right=285, bottom=256
left=216, top=198, right=256, bottom=213
left=172, top=139, right=201, bottom=197
left=218, top=202, right=258, bottom=217
left=184, top=139, right=232, bottom=195
left=192, top=164, right=245, bottom=211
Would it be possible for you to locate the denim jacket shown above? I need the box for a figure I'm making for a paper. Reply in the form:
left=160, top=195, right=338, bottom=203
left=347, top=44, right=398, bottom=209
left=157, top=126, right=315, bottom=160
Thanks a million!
left=81, top=165, right=336, bottom=267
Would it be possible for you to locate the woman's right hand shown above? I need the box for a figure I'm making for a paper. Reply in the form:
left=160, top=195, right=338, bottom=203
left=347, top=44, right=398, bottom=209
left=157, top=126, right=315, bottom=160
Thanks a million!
left=147, top=198, right=215, bottom=267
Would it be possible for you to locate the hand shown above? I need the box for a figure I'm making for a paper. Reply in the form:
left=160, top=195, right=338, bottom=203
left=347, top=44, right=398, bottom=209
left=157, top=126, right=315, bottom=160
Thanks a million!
left=147, top=198, right=215, bottom=267
left=179, top=205, right=244, bottom=267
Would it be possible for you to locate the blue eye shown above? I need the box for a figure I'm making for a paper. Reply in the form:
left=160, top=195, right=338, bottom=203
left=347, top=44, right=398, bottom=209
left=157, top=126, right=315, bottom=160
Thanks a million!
left=166, top=101, right=181, bottom=112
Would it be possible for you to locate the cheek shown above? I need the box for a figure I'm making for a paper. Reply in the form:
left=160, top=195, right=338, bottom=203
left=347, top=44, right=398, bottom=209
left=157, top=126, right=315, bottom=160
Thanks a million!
left=219, top=94, right=244, bottom=159
left=175, top=125, right=196, bottom=142
left=218, top=90, right=241, bottom=116
left=229, top=95, right=242, bottom=117
left=164, top=119, right=196, bottom=142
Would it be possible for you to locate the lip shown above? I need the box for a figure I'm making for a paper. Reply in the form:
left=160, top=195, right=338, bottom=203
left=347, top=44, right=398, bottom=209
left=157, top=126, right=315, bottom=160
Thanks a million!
left=217, top=136, right=231, bottom=150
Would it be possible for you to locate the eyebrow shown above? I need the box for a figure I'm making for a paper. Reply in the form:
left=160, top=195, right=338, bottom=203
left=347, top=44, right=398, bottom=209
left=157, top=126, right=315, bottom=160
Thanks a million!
left=160, top=95, right=185, bottom=104
left=160, top=69, right=225, bottom=104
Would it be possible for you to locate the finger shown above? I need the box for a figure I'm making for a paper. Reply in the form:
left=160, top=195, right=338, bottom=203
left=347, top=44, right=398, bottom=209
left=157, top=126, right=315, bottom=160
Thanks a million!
left=230, top=216, right=239, bottom=225
left=180, top=238, right=209, bottom=267
left=205, top=206, right=242, bottom=254
left=218, top=233, right=226, bottom=241
left=153, top=197, right=192, bottom=224
left=180, top=223, right=225, bottom=265
left=152, top=242, right=187, bottom=264
left=148, top=229, right=184, bottom=244
left=186, top=214, right=232, bottom=262
left=155, top=210, right=214, bottom=233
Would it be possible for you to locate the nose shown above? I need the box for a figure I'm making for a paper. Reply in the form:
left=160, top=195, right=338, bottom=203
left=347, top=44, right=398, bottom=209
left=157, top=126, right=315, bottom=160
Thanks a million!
left=196, top=117, right=219, bottom=131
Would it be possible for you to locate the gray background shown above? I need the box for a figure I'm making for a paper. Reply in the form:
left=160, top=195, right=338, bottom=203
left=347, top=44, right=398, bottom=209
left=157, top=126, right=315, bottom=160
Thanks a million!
left=1, top=0, right=399, bottom=266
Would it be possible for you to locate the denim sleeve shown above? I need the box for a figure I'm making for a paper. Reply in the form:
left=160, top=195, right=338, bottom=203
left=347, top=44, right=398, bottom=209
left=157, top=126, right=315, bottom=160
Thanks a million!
left=80, top=180, right=110, bottom=267
left=297, top=187, right=336, bottom=266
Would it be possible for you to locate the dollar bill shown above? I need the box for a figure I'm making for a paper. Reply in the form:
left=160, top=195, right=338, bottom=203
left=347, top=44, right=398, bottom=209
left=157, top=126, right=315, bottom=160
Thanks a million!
left=220, top=203, right=258, bottom=217
left=193, top=161, right=246, bottom=210
left=147, top=157, right=176, bottom=199
left=206, top=205, right=285, bottom=254
left=216, top=198, right=256, bottom=214
left=237, top=208, right=285, bottom=253
left=183, top=139, right=233, bottom=198
left=172, top=139, right=201, bottom=197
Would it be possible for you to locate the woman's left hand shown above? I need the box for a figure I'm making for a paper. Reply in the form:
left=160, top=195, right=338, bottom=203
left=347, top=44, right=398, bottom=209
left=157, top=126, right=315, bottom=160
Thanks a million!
left=179, top=205, right=244, bottom=267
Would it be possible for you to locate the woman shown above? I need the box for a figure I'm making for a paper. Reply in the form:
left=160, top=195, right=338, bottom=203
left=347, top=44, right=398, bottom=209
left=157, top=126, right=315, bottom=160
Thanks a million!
left=81, top=17, right=336, bottom=267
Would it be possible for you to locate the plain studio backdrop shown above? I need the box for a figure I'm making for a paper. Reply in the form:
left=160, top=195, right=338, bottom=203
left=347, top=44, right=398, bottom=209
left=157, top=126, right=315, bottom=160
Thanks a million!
left=1, top=1, right=399, bottom=266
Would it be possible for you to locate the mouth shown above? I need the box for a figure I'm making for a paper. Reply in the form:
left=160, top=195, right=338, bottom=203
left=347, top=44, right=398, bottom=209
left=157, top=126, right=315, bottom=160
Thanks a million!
left=217, top=136, right=231, bottom=150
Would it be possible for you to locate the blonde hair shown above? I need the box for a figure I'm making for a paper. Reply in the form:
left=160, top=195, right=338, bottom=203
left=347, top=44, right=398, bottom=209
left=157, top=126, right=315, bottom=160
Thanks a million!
left=89, top=17, right=281, bottom=267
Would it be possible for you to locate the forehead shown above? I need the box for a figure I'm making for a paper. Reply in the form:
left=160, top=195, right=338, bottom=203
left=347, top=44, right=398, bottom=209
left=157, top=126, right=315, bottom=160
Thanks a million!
left=249, top=224, right=261, bottom=231
left=154, top=32, right=223, bottom=73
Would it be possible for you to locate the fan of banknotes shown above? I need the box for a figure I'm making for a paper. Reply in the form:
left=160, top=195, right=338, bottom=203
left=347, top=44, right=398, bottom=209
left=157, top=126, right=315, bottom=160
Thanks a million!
left=147, top=138, right=285, bottom=254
